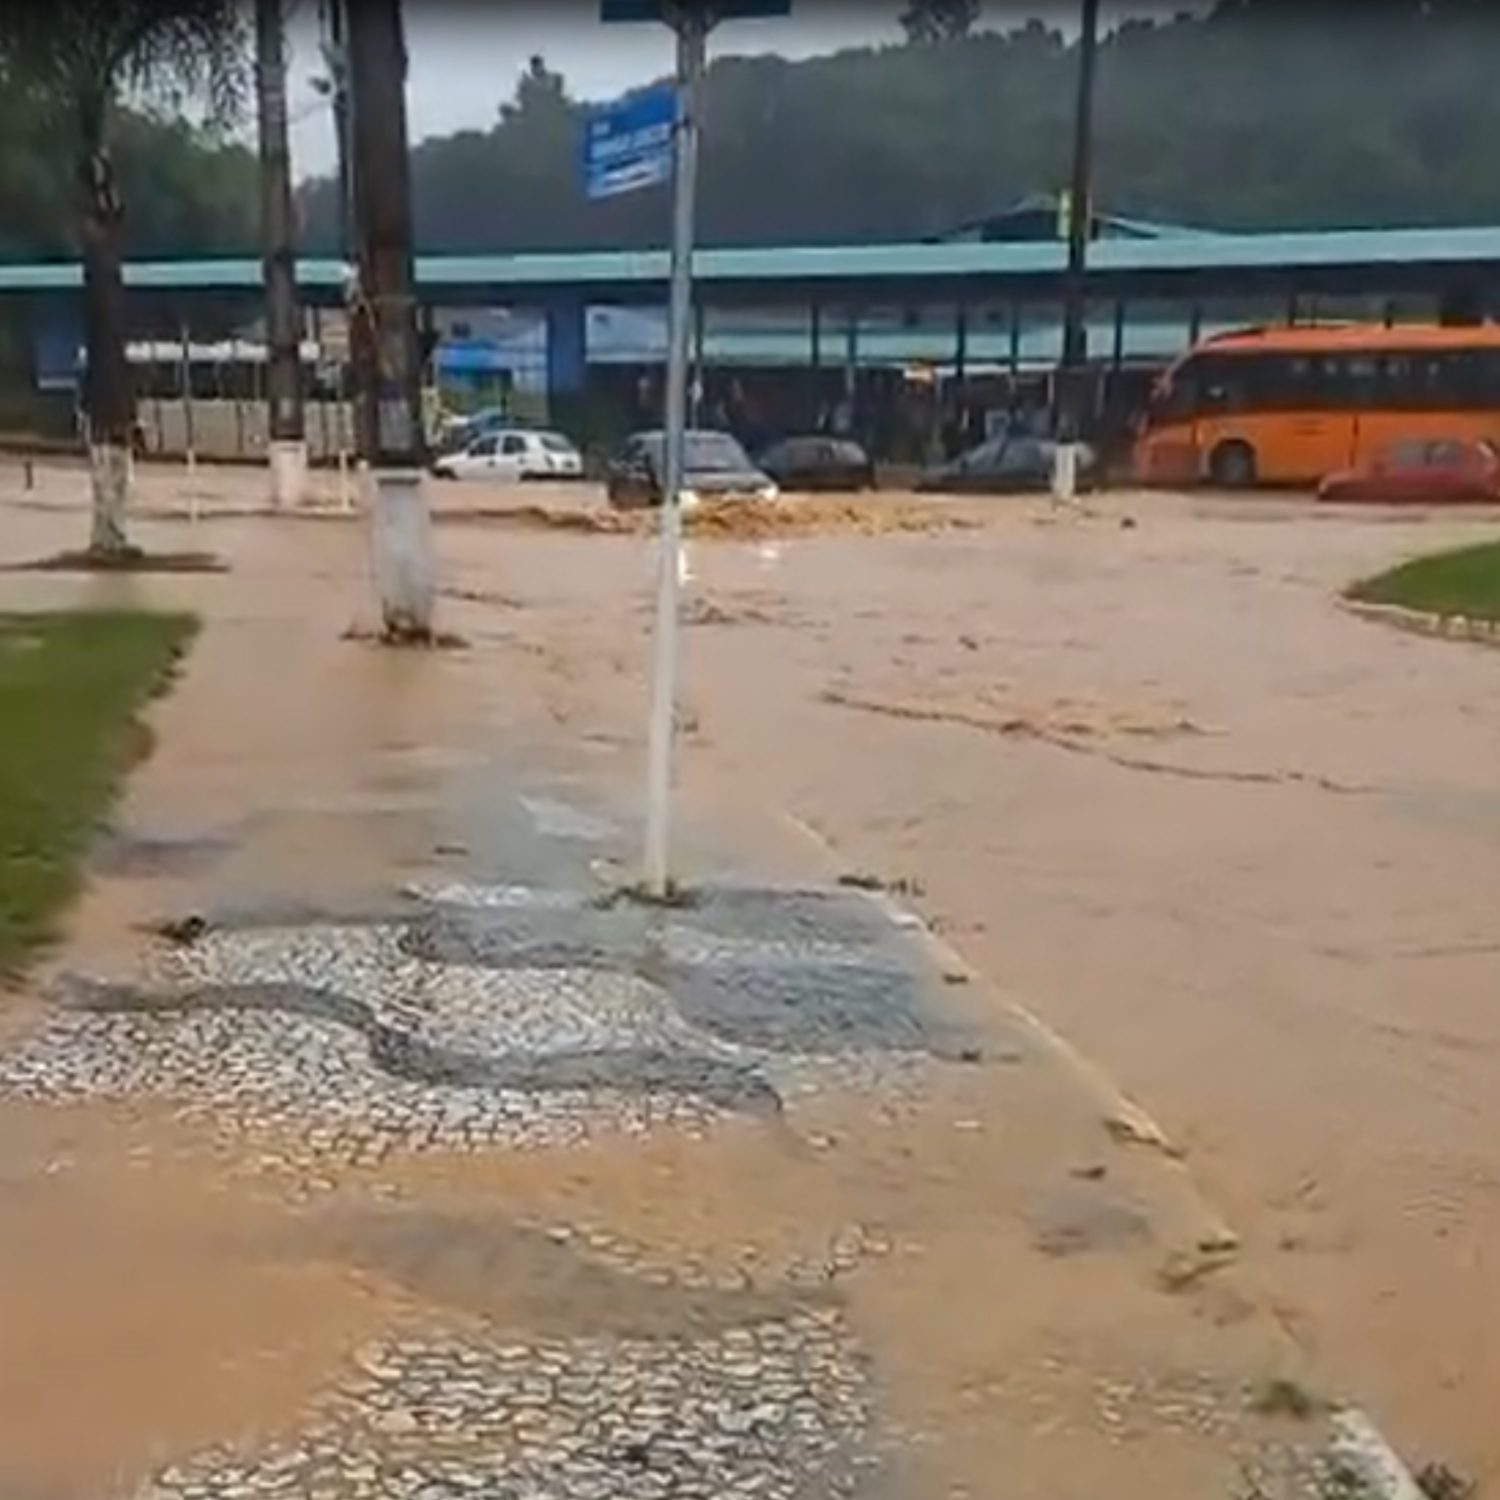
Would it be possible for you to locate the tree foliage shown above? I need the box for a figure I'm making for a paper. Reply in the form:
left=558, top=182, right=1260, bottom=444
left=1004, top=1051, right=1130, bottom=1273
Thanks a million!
left=0, top=0, right=247, bottom=551
left=0, top=1, right=245, bottom=159
left=285, top=1, right=1500, bottom=255
left=3, top=1, right=1500, bottom=267
left=0, top=104, right=256, bottom=260
left=900, top=0, right=981, bottom=45
left=0, top=2, right=252, bottom=258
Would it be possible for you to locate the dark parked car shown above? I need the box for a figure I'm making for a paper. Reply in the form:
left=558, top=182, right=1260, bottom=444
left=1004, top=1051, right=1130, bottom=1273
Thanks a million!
left=757, top=435, right=875, bottom=492
left=606, top=429, right=779, bottom=509
left=916, top=434, right=1098, bottom=495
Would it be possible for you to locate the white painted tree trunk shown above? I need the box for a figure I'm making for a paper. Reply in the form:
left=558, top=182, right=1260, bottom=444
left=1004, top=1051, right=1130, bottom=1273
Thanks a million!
left=369, top=468, right=435, bottom=639
left=88, top=443, right=131, bottom=555
left=268, top=438, right=308, bottom=509
left=1051, top=440, right=1079, bottom=505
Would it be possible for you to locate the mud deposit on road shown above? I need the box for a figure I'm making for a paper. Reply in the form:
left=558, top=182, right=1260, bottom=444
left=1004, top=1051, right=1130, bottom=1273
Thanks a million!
left=458, top=492, right=1001, bottom=541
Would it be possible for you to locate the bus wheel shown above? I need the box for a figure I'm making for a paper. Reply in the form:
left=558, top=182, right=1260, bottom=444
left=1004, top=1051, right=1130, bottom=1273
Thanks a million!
left=1209, top=440, right=1258, bottom=488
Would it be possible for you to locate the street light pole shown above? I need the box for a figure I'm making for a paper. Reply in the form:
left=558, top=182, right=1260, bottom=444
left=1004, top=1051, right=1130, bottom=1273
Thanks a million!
left=1055, top=0, right=1100, bottom=503
left=642, top=3, right=708, bottom=899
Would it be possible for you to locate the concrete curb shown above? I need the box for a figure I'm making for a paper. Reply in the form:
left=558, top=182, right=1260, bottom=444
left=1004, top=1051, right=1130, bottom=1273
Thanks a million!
left=778, top=813, right=1194, bottom=1159
left=1341, top=595, right=1500, bottom=648
left=1332, top=1409, right=1429, bottom=1500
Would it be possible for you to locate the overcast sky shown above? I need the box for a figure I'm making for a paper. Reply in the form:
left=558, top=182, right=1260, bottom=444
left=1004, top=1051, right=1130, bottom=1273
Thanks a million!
left=283, top=1, right=1199, bottom=181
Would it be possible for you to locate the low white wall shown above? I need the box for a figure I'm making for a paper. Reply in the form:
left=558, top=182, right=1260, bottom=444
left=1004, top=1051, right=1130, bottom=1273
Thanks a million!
left=138, top=400, right=355, bottom=462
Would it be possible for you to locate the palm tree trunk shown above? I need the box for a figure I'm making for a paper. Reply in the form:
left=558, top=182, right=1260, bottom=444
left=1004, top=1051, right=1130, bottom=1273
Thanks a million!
left=79, top=143, right=134, bottom=557
left=346, top=0, right=435, bottom=642
left=257, top=0, right=307, bottom=509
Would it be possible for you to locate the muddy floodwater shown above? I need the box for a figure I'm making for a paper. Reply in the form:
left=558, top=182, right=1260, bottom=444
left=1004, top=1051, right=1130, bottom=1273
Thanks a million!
left=431, top=483, right=1500, bottom=1478
left=4, top=463, right=1500, bottom=1490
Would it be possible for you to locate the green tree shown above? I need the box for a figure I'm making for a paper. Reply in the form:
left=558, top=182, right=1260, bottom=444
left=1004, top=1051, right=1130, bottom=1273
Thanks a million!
left=900, top=0, right=981, bottom=44
left=0, top=100, right=255, bottom=260
left=284, top=3, right=1500, bottom=254
left=0, top=0, right=245, bottom=557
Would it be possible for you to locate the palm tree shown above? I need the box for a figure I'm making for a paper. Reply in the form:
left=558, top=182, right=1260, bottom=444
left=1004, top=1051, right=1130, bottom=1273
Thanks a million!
left=0, top=2, right=244, bottom=558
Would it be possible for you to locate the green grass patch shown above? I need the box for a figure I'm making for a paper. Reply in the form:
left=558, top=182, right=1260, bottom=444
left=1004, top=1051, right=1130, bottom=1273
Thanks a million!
left=0, top=610, right=197, bottom=975
left=1348, top=538, right=1500, bottom=621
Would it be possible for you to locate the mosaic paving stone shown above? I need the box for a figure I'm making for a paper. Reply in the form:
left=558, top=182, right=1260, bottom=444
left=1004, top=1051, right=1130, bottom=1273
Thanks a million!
left=155, top=925, right=706, bottom=1058
left=676, top=886, right=901, bottom=949
left=403, top=906, right=892, bottom=976
left=398, top=905, right=654, bottom=973
left=136, top=1311, right=874, bottom=1500
left=669, top=959, right=944, bottom=1057
left=404, top=881, right=911, bottom=951
left=403, top=879, right=593, bottom=912
left=0, top=880, right=968, bottom=1157
left=0, top=1004, right=736, bottom=1158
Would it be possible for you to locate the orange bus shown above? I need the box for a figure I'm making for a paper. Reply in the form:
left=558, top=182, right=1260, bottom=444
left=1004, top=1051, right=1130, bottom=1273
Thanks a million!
left=1132, top=323, right=1500, bottom=488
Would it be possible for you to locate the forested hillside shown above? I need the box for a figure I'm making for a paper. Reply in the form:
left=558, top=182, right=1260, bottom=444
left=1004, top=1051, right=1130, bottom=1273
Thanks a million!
left=293, top=0, right=1500, bottom=252
left=2, top=1, right=1498, bottom=262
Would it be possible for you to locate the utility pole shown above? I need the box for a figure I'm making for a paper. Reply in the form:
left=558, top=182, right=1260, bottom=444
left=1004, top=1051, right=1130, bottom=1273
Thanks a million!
left=256, top=0, right=306, bottom=509
left=1054, top=0, right=1100, bottom=503
left=345, top=0, right=435, bottom=639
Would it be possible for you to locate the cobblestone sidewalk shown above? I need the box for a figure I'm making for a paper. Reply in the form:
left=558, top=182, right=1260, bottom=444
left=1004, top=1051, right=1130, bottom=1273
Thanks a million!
left=0, top=783, right=981, bottom=1500
left=0, top=777, right=1353, bottom=1500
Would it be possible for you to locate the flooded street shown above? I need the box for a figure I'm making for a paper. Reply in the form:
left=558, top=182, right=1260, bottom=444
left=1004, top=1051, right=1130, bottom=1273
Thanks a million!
left=655, top=494, right=1500, bottom=1479
left=430, top=478, right=1500, bottom=1477
left=2, top=463, right=1499, bottom=1492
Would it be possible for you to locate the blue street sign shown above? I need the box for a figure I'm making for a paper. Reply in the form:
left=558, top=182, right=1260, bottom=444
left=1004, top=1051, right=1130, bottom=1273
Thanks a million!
left=601, top=1, right=790, bottom=21
left=583, top=83, right=677, bottom=200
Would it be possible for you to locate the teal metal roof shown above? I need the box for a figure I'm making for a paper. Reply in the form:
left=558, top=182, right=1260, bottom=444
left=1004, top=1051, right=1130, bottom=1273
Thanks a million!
left=937, top=194, right=1225, bottom=244
left=2, top=224, right=1499, bottom=295
left=1092, top=225, right=1500, bottom=272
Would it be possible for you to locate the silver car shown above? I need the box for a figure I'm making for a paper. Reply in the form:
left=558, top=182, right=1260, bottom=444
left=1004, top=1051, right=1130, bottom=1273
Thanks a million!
left=918, top=434, right=1098, bottom=494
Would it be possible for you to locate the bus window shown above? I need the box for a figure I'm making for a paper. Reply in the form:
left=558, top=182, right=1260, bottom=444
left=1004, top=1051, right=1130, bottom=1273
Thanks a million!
left=1475, top=350, right=1500, bottom=402
left=1340, top=355, right=1381, bottom=407
left=1382, top=353, right=1451, bottom=410
left=1154, top=362, right=1198, bottom=422
left=1194, top=355, right=1238, bottom=414
left=1283, top=355, right=1330, bottom=409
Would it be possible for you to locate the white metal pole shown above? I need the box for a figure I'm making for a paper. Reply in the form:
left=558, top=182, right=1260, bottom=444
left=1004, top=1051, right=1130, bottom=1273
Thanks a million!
left=180, top=322, right=196, bottom=477
left=643, top=8, right=706, bottom=899
left=337, top=356, right=352, bottom=512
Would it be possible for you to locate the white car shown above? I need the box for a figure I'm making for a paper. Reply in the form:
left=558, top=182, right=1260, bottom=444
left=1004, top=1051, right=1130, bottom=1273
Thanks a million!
left=431, top=428, right=583, bottom=481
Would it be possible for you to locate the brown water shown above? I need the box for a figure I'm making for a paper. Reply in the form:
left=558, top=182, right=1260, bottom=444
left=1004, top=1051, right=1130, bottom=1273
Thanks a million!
left=4, top=464, right=1499, bottom=1489
left=428, top=483, right=1500, bottom=1480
